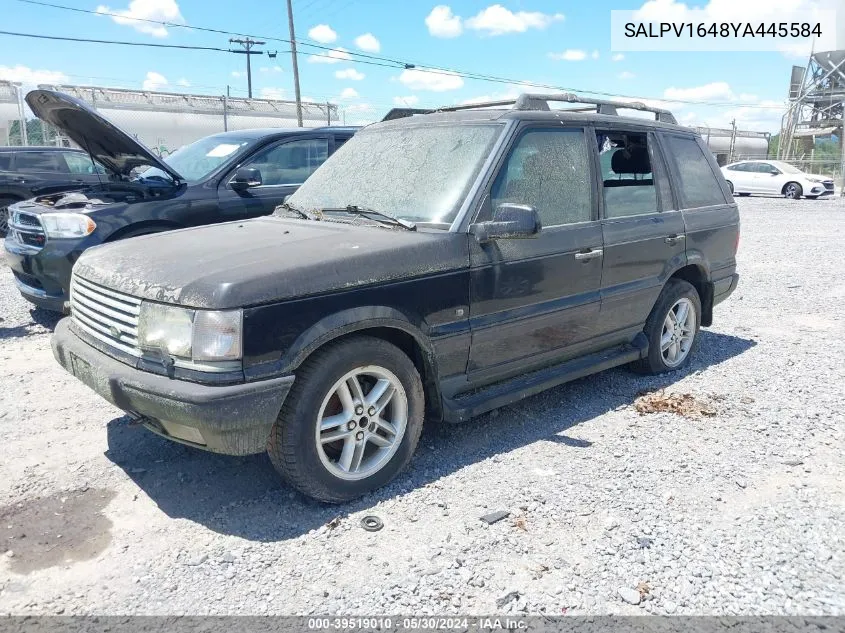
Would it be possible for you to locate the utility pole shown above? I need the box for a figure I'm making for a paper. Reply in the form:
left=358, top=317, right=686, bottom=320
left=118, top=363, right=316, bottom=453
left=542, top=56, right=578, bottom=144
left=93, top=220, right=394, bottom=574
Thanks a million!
left=229, top=38, right=265, bottom=99
left=285, top=0, right=304, bottom=127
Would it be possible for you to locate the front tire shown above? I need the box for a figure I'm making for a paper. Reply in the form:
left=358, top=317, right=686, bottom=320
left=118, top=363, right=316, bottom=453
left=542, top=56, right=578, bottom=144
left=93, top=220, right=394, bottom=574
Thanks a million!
left=267, top=336, right=425, bottom=503
left=634, top=279, right=701, bottom=375
left=0, top=196, right=21, bottom=237
left=783, top=182, right=803, bottom=199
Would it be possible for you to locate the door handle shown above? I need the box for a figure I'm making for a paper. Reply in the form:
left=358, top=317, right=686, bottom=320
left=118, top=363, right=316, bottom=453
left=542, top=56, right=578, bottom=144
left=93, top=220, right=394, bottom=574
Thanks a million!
left=574, top=249, right=603, bottom=261
left=665, top=235, right=686, bottom=245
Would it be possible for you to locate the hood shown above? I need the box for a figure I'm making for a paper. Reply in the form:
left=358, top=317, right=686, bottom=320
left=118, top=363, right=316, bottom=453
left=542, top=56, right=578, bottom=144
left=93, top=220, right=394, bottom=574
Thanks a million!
left=802, top=173, right=833, bottom=182
left=73, top=217, right=468, bottom=309
left=25, top=90, right=183, bottom=181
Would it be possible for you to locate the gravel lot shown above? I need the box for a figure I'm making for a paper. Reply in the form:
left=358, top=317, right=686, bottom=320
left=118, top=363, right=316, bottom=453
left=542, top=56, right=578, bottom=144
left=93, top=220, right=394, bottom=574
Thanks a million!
left=0, top=196, right=843, bottom=617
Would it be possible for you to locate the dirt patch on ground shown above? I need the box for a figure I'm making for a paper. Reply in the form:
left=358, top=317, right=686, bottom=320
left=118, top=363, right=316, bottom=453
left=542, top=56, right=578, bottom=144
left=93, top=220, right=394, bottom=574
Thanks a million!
left=633, top=390, right=718, bottom=419
left=0, top=488, right=115, bottom=574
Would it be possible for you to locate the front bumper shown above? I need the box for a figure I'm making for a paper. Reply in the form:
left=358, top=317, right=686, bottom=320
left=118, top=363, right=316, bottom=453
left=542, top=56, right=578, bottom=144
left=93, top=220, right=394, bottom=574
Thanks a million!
left=3, top=234, right=80, bottom=312
left=52, top=318, right=295, bottom=455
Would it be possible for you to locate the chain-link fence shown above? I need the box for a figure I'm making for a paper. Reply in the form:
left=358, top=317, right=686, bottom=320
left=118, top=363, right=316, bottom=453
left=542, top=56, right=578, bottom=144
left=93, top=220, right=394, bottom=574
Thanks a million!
left=1, top=83, right=342, bottom=154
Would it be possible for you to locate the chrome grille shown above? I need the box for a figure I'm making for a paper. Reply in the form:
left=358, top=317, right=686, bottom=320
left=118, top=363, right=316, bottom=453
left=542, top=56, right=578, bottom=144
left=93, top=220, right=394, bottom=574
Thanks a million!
left=70, top=275, right=142, bottom=356
left=823, top=181, right=834, bottom=191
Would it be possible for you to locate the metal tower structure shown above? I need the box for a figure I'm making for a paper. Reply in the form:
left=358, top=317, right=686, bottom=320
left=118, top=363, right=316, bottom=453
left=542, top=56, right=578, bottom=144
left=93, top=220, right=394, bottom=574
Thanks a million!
left=779, top=50, right=845, bottom=194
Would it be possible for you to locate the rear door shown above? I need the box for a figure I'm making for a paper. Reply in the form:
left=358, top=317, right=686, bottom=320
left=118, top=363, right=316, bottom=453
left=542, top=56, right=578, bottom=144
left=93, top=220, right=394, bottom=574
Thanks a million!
left=594, top=128, right=687, bottom=340
left=217, top=135, right=330, bottom=220
left=467, top=125, right=604, bottom=385
left=661, top=134, right=738, bottom=287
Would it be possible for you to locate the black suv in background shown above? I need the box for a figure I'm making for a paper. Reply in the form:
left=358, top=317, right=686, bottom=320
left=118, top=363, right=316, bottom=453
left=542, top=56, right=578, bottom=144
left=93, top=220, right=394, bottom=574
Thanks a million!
left=52, top=93, right=740, bottom=503
left=3, top=89, right=357, bottom=311
left=0, top=146, right=109, bottom=236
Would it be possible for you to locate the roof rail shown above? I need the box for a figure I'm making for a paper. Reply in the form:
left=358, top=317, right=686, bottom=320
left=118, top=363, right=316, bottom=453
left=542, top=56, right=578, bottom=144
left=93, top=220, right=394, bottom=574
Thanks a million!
left=381, top=107, right=435, bottom=121
left=435, top=92, right=678, bottom=125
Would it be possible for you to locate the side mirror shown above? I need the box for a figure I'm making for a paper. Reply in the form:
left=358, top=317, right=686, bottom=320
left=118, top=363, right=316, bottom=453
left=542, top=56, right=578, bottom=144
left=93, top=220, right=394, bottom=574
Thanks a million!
left=469, top=203, right=542, bottom=243
left=231, top=167, right=262, bottom=190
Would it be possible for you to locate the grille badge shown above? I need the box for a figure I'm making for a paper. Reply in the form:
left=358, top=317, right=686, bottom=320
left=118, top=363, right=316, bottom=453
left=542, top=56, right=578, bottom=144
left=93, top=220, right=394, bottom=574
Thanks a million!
left=108, top=325, right=122, bottom=339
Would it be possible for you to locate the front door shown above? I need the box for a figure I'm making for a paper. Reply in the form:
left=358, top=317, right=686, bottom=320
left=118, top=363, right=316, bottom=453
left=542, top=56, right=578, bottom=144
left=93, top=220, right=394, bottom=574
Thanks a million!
left=595, top=129, right=687, bottom=339
left=467, top=126, right=604, bottom=386
left=217, top=136, right=330, bottom=220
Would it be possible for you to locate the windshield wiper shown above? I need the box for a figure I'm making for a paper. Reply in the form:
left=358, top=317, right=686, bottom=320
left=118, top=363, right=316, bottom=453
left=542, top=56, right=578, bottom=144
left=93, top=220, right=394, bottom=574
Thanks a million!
left=275, top=201, right=315, bottom=221
left=323, top=205, right=416, bottom=231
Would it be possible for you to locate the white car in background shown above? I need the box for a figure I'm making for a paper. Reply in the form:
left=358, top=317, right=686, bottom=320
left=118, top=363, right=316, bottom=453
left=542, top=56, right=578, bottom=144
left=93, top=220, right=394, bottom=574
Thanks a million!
left=721, top=160, right=835, bottom=200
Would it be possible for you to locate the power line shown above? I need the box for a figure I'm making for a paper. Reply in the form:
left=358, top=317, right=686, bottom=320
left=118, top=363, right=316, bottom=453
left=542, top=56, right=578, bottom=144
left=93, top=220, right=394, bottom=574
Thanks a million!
left=10, top=0, right=786, bottom=110
left=0, top=30, right=232, bottom=52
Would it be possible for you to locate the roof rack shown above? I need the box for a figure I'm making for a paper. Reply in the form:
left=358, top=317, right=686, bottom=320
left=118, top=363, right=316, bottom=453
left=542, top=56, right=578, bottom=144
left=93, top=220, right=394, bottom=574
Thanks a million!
left=381, top=92, right=677, bottom=125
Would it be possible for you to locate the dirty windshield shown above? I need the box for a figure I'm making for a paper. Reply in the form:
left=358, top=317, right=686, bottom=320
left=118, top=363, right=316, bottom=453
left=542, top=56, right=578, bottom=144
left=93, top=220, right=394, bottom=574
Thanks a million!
left=286, top=123, right=502, bottom=226
left=138, top=135, right=254, bottom=183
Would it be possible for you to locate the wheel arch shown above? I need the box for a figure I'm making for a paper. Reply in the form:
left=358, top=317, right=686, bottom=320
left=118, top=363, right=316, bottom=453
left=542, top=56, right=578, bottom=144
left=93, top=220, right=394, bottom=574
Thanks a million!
left=667, top=263, right=712, bottom=326
left=283, top=308, right=444, bottom=421
left=781, top=181, right=802, bottom=197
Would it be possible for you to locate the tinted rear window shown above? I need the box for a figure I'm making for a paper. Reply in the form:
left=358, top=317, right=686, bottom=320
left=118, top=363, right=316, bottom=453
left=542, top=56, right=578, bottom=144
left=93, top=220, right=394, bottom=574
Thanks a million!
left=664, top=136, right=727, bottom=208
left=0, top=154, right=10, bottom=170
left=15, top=152, right=65, bottom=172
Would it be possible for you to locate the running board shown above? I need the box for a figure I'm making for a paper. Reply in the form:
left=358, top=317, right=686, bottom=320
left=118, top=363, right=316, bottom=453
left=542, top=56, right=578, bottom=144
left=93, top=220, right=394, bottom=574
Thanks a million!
left=441, top=334, right=648, bottom=424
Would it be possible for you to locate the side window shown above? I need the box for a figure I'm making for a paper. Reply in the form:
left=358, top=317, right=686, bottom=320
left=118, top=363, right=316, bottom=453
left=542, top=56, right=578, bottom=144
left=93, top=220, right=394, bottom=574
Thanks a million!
left=595, top=130, right=661, bottom=218
left=62, top=153, right=107, bottom=175
left=756, top=163, right=778, bottom=174
left=15, top=152, right=64, bottom=172
left=490, top=128, right=592, bottom=227
left=242, top=138, right=329, bottom=186
left=664, top=136, right=727, bottom=208
left=333, top=136, right=350, bottom=151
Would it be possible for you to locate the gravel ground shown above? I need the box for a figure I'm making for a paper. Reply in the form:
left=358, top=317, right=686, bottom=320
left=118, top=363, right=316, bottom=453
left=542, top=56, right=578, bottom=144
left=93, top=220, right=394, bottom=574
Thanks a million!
left=0, top=195, right=843, bottom=616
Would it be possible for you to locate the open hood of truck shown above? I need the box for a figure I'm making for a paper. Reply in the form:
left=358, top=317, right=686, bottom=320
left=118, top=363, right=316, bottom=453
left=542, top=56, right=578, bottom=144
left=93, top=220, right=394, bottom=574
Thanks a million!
left=25, top=89, right=184, bottom=181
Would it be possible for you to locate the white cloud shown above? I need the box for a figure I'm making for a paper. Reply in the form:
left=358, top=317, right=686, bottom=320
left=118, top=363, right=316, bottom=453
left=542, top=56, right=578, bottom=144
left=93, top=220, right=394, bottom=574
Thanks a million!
left=345, top=103, right=374, bottom=113
left=591, top=50, right=600, bottom=59
left=663, top=81, right=734, bottom=102
left=548, top=49, right=588, bottom=61
left=95, top=0, right=184, bottom=38
left=231, top=70, right=245, bottom=78
left=459, top=81, right=534, bottom=105
left=335, top=68, right=365, bottom=81
left=307, top=48, right=352, bottom=64
left=0, top=64, right=68, bottom=84
left=618, top=71, right=636, bottom=80
left=612, top=53, right=625, bottom=62
left=339, top=87, right=359, bottom=99
left=308, top=24, right=337, bottom=44
left=398, top=68, right=464, bottom=92
left=354, top=33, right=381, bottom=52
left=259, top=66, right=283, bottom=74
left=426, top=5, right=463, bottom=38
left=465, top=4, right=564, bottom=36
left=142, top=71, right=167, bottom=90
left=261, top=87, right=286, bottom=100
left=176, top=77, right=190, bottom=86
left=393, top=95, right=420, bottom=106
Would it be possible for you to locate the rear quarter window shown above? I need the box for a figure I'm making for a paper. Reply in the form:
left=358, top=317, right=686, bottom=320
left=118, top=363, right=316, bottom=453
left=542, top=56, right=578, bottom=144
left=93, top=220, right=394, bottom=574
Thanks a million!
left=664, top=135, right=727, bottom=209
left=0, top=154, right=11, bottom=170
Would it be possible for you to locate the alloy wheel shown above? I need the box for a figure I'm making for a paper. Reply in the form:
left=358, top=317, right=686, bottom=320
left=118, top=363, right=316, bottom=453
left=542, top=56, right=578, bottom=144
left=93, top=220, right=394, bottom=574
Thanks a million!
left=660, top=298, right=696, bottom=368
left=315, top=366, right=408, bottom=481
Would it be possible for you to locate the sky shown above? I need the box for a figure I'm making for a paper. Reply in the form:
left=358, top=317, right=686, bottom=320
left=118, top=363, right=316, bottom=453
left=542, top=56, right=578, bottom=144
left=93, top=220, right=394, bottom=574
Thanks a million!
left=1, top=0, right=843, bottom=133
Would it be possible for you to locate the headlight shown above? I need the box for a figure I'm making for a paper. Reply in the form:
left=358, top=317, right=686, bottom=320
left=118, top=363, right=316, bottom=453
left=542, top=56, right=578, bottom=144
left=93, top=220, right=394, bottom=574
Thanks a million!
left=137, top=303, right=242, bottom=363
left=40, top=213, right=96, bottom=238
left=806, top=177, right=823, bottom=183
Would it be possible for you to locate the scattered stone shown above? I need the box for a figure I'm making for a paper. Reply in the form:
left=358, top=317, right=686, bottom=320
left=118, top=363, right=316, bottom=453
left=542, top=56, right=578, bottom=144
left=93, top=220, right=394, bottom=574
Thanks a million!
left=496, top=591, right=520, bottom=608
left=185, top=554, right=207, bottom=566
left=618, top=587, right=642, bottom=605
left=663, top=600, right=678, bottom=614
left=480, top=510, right=510, bottom=525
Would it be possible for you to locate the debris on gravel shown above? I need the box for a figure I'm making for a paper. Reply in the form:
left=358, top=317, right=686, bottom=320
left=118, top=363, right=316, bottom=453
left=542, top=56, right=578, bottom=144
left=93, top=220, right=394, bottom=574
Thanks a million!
left=479, top=510, right=510, bottom=525
left=633, top=389, right=718, bottom=418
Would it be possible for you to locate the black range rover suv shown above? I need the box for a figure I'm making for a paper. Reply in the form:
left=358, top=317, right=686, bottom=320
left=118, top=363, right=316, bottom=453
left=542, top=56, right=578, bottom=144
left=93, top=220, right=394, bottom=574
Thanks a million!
left=4, top=89, right=356, bottom=312
left=52, top=93, right=740, bottom=503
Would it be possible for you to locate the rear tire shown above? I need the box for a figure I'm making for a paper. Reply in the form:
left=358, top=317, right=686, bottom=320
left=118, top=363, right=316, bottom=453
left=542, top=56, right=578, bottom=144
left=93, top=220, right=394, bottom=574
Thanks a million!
left=634, top=279, right=701, bottom=375
left=267, top=336, right=425, bottom=503
left=783, top=182, right=803, bottom=199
